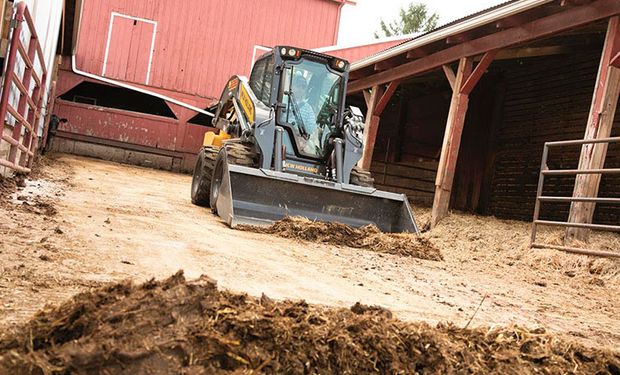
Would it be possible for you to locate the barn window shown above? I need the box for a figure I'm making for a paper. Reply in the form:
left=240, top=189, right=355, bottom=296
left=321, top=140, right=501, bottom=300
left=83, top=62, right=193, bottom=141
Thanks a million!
left=59, top=82, right=177, bottom=118
left=187, top=109, right=215, bottom=126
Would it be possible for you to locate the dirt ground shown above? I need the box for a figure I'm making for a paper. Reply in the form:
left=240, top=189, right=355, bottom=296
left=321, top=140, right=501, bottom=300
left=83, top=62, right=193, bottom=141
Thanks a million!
left=0, top=154, right=618, bottom=350
left=2, top=272, right=618, bottom=374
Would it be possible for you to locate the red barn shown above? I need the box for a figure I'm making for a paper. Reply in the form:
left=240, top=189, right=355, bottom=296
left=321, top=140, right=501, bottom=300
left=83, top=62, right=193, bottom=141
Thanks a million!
left=53, top=0, right=359, bottom=170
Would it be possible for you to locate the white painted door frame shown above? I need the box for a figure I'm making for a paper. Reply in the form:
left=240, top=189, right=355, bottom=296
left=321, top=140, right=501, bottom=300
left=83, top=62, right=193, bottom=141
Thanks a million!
left=102, top=11, right=158, bottom=85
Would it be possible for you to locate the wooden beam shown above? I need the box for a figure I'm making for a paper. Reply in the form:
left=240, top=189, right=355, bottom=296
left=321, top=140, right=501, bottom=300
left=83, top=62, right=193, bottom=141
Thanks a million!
left=349, top=69, right=366, bottom=81
left=348, top=0, right=620, bottom=93
left=363, top=89, right=371, bottom=107
left=406, top=49, right=427, bottom=59
left=494, top=45, right=569, bottom=60
left=374, top=60, right=397, bottom=71
left=461, top=50, right=497, bottom=95
left=358, top=85, right=383, bottom=171
left=446, top=33, right=470, bottom=45
left=495, top=14, right=531, bottom=29
left=431, top=57, right=473, bottom=228
left=442, top=65, right=456, bottom=91
left=374, top=80, right=400, bottom=116
left=566, top=16, right=620, bottom=242
left=611, top=51, right=620, bottom=68
left=561, top=0, right=595, bottom=6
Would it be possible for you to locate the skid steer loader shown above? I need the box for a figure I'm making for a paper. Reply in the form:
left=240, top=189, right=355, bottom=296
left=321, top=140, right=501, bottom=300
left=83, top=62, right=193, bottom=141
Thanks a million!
left=191, top=46, right=418, bottom=233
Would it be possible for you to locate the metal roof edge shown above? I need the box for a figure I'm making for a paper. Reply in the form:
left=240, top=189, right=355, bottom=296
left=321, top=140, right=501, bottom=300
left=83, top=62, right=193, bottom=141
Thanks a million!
left=314, top=33, right=418, bottom=53
left=350, top=0, right=554, bottom=71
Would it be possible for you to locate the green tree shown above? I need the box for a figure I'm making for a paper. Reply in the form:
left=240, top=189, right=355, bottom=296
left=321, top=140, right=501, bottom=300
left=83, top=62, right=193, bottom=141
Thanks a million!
left=374, top=3, right=439, bottom=38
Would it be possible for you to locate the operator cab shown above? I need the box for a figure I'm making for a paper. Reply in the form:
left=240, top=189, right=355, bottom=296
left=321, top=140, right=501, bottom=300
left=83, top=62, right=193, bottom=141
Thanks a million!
left=249, top=46, right=349, bottom=171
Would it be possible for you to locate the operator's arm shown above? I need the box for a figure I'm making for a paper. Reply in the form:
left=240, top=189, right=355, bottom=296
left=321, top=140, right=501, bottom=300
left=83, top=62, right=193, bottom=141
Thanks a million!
left=300, top=104, right=323, bottom=154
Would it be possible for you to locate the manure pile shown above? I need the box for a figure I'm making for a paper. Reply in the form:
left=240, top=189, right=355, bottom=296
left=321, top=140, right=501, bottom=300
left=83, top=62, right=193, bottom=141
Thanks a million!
left=238, top=216, right=443, bottom=261
left=1, top=271, right=618, bottom=374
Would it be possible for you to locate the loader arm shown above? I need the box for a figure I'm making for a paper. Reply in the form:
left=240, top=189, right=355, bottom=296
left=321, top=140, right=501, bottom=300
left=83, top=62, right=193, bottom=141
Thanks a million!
left=210, top=76, right=275, bottom=170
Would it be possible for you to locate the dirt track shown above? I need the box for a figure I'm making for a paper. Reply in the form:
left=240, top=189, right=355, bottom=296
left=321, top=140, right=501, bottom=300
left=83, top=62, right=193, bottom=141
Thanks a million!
left=0, top=154, right=619, bottom=349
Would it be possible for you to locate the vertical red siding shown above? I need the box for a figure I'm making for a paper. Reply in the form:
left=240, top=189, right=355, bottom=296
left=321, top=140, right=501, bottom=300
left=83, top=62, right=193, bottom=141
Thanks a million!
left=104, top=16, right=155, bottom=84
left=76, top=0, right=342, bottom=100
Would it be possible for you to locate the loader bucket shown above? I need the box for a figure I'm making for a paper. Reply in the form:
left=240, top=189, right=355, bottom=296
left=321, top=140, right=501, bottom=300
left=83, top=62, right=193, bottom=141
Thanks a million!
left=214, top=163, right=419, bottom=234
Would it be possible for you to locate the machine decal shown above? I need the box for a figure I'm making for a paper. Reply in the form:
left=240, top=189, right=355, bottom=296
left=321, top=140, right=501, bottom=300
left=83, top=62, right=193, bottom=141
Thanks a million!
left=284, top=161, right=319, bottom=174
left=239, top=84, right=255, bottom=123
left=228, top=78, right=239, bottom=91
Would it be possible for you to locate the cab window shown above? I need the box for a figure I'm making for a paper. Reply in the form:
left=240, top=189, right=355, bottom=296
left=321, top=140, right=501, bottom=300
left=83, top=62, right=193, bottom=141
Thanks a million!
left=278, top=59, right=342, bottom=159
left=249, top=56, right=273, bottom=106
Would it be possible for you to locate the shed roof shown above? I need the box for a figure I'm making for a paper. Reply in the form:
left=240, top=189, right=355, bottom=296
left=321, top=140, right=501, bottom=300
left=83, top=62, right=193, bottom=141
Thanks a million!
left=314, top=34, right=414, bottom=63
left=348, top=0, right=618, bottom=93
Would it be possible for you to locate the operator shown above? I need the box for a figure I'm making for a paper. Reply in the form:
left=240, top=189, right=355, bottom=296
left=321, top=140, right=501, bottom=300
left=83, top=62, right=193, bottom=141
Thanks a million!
left=291, top=75, right=317, bottom=133
left=290, top=75, right=323, bottom=154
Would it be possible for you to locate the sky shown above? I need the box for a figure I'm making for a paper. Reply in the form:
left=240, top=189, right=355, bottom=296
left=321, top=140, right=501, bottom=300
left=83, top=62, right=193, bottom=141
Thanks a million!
left=337, top=0, right=507, bottom=46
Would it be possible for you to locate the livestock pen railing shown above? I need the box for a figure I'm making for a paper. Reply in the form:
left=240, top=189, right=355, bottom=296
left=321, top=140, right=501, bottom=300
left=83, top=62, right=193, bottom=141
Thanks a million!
left=530, top=136, right=620, bottom=258
left=0, top=2, right=47, bottom=173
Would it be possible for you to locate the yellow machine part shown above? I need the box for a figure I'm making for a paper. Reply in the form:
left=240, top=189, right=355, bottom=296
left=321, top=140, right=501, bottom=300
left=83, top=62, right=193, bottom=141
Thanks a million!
left=203, top=131, right=231, bottom=147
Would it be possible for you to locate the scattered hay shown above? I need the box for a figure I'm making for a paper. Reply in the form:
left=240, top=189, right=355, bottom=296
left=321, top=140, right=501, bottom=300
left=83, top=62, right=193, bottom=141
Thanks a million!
left=421, top=208, right=620, bottom=284
left=0, top=271, right=618, bottom=374
left=239, top=216, right=442, bottom=261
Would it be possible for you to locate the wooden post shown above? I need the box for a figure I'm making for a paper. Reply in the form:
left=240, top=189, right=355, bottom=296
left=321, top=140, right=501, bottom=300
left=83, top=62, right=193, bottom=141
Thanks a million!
left=431, top=51, right=497, bottom=228
left=359, top=85, right=382, bottom=171
left=566, top=16, right=620, bottom=242
left=431, top=57, right=473, bottom=227
left=358, top=80, right=401, bottom=171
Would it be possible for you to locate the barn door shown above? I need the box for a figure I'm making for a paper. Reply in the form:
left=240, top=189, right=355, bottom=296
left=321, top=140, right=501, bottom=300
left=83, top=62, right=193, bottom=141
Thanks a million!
left=103, top=13, right=157, bottom=85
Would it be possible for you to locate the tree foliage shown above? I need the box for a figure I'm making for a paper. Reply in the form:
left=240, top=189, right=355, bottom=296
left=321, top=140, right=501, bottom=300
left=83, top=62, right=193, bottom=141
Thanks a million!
left=374, top=3, right=439, bottom=39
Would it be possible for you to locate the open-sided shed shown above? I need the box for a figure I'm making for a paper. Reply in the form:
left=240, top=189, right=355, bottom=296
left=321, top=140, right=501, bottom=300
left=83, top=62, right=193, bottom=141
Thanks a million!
left=346, top=0, right=620, bottom=248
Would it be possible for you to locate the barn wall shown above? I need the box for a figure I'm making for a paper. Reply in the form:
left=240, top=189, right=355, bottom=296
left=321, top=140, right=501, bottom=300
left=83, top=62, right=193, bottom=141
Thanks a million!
left=370, top=84, right=450, bottom=206
left=75, top=0, right=343, bottom=100
left=488, top=51, right=620, bottom=224
left=52, top=0, right=347, bottom=171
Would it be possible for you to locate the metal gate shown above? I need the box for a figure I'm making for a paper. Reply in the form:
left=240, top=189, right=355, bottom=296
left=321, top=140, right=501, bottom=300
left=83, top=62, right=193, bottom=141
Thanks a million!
left=530, top=137, right=620, bottom=258
left=0, top=2, right=48, bottom=173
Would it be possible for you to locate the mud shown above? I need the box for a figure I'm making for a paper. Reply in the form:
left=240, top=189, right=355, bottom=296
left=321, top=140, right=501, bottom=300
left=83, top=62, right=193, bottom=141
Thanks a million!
left=0, top=175, right=18, bottom=202
left=239, top=216, right=443, bottom=261
left=27, top=154, right=67, bottom=180
left=0, top=271, right=618, bottom=375
left=0, top=155, right=58, bottom=195
left=17, top=197, right=58, bottom=216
